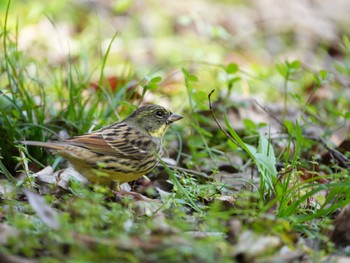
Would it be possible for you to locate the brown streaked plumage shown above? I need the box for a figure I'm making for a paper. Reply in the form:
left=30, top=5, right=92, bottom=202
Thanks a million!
left=22, top=105, right=183, bottom=185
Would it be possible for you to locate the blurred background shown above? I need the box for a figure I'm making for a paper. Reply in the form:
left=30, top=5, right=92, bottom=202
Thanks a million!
left=2, top=0, right=350, bottom=104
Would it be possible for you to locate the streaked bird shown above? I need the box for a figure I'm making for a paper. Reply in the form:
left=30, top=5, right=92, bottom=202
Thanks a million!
left=22, top=105, right=183, bottom=185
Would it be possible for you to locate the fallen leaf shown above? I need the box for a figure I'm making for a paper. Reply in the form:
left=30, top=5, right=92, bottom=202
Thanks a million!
left=234, top=230, right=282, bottom=260
left=34, top=166, right=54, bottom=179
left=330, top=204, right=350, bottom=247
left=0, top=180, right=15, bottom=196
left=133, top=198, right=163, bottom=217
left=151, top=213, right=179, bottom=234
left=227, top=218, right=242, bottom=243
left=258, top=245, right=304, bottom=263
left=35, top=166, right=57, bottom=194
left=0, top=223, right=19, bottom=245
left=161, top=157, right=177, bottom=166
left=56, top=167, right=89, bottom=189
left=24, top=189, right=60, bottom=230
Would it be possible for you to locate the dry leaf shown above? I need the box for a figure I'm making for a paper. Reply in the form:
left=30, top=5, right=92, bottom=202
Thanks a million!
left=151, top=213, right=179, bottom=234
left=227, top=218, right=242, bottom=243
left=330, top=204, right=350, bottom=247
left=56, top=167, right=89, bottom=189
left=120, top=183, right=131, bottom=191
left=0, top=223, right=19, bottom=245
left=258, top=245, right=304, bottom=263
left=35, top=166, right=57, bottom=195
left=0, top=180, right=15, bottom=196
left=234, top=230, right=282, bottom=260
left=133, top=198, right=163, bottom=217
left=35, top=166, right=55, bottom=184
left=24, top=190, right=60, bottom=230
left=161, top=157, right=177, bottom=166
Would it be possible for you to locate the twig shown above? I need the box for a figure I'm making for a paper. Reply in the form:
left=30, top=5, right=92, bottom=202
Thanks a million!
left=207, top=90, right=238, bottom=146
left=305, top=135, right=350, bottom=169
left=253, top=99, right=285, bottom=128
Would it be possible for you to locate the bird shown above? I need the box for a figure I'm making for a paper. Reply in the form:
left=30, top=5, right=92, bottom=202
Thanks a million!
left=22, top=104, right=183, bottom=185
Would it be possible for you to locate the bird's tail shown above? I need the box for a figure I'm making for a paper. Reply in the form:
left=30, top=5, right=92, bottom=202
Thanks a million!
left=21, top=141, right=65, bottom=151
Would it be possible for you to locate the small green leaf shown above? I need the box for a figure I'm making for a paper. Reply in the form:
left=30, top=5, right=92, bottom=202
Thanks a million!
left=344, top=112, right=350, bottom=119
left=292, top=120, right=303, bottom=167
left=181, top=68, right=190, bottom=78
left=290, top=60, right=301, bottom=70
left=225, top=63, right=239, bottom=74
left=150, top=76, right=162, bottom=83
left=113, top=0, right=133, bottom=13
left=145, top=83, right=159, bottom=90
left=188, top=75, right=199, bottom=82
left=243, top=118, right=257, bottom=131
left=283, top=120, right=293, bottom=134
left=276, top=62, right=288, bottom=78
left=319, top=69, right=328, bottom=79
left=182, top=68, right=199, bottom=82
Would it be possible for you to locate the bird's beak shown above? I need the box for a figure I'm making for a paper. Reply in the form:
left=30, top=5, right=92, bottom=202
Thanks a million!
left=167, top=113, right=183, bottom=123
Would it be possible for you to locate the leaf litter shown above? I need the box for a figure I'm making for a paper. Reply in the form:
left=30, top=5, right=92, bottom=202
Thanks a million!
left=1, top=0, right=350, bottom=261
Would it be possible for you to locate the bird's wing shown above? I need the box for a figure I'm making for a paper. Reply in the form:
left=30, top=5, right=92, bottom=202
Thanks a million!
left=67, top=122, right=155, bottom=159
left=101, top=122, right=156, bottom=158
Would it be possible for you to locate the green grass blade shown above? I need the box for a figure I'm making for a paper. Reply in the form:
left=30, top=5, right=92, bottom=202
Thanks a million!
left=158, top=157, right=202, bottom=213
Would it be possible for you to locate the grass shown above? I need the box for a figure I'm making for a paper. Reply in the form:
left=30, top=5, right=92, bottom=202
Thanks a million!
left=1, top=0, right=350, bottom=262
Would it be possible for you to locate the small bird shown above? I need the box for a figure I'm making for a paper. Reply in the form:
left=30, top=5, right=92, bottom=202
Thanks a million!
left=22, top=105, right=183, bottom=185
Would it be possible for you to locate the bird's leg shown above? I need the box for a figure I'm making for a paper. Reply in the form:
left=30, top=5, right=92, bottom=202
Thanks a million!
left=111, top=181, right=146, bottom=201
left=109, top=180, right=121, bottom=191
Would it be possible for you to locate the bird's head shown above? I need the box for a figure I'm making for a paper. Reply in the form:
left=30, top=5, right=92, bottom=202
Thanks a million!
left=127, top=105, right=183, bottom=138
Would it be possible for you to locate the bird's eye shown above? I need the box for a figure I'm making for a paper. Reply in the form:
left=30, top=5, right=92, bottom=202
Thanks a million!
left=155, top=110, right=164, bottom=117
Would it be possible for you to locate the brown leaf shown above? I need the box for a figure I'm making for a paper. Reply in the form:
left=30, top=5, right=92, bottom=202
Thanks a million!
left=330, top=204, right=350, bottom=247
left=227, top=218, right=242, bottom=244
